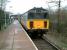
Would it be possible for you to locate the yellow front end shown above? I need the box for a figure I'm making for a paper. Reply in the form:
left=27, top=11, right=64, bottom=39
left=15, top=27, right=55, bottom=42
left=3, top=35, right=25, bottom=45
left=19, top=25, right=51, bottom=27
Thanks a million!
left=27, top=19, right=49, bottom=30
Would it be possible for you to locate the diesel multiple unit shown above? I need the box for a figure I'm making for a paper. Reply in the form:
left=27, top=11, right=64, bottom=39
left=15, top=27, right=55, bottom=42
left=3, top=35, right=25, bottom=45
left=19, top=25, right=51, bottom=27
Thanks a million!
left=21, top=7, right=49, bottom=36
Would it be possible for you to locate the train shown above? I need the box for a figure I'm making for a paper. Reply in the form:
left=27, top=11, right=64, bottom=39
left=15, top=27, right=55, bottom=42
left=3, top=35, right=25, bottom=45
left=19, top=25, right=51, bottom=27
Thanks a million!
left=20, top=7, right=49, bottom=37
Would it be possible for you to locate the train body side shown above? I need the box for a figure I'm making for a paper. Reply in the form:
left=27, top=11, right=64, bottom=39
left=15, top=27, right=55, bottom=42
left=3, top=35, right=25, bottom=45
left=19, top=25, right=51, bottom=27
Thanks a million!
left=21, top=12, right=28, bottom=30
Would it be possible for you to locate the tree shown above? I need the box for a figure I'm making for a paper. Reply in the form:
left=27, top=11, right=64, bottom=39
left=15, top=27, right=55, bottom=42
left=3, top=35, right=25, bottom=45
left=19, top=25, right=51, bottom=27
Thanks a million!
left=0, top=0, right=8, bottom=30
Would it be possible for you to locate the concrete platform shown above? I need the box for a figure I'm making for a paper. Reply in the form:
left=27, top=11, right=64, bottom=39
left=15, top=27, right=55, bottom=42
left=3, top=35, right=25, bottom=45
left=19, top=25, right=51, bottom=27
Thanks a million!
left=0, top=20, right=38, bottom=50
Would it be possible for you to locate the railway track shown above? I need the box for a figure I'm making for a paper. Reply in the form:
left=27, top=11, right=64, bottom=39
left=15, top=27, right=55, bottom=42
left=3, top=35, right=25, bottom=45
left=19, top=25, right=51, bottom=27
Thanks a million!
left=31, top=35, right=59, bottom=50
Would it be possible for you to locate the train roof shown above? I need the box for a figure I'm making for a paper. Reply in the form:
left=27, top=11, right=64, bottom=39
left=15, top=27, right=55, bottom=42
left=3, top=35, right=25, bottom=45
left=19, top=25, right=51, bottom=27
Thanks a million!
left=22, top=7, right=48, bottom=15
left=30, top=7, right=47, bottom=11
left=28, top=7, right=48, bottom=13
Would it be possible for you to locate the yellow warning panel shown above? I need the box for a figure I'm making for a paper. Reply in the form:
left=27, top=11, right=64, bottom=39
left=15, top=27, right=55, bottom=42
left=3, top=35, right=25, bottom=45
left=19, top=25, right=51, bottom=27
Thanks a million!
left=33, top=20, right=44, bottom=29
left=27, top=19, right=49, bottom=29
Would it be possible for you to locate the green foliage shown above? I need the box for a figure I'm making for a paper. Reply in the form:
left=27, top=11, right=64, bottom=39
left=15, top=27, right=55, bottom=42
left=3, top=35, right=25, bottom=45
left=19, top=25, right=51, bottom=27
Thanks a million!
left=0, top=9, right=10, bottom=30
left=57, top=23, right=63, bottom=33
left=49, top=8, right=67, bottom=33
left=0, top=9, right=5, bottom=30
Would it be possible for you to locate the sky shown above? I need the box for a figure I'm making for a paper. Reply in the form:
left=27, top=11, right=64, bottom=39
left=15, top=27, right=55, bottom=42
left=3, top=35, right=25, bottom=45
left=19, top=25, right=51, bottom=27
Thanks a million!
left=5, top=0, right=67, bottom=14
